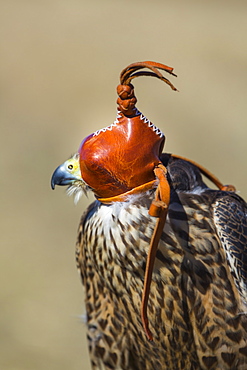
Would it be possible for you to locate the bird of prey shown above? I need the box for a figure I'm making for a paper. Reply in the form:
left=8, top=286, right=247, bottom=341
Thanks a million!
left=51, top=61, right=247, bottom=369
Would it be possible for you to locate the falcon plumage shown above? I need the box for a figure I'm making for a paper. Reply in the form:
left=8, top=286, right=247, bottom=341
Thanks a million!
left=51, top=61, right=247, bottom=369
left=52, top=153, right=247, bottom=369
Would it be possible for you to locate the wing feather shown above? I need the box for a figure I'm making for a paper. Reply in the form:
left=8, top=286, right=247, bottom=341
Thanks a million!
left=212, top=192, right=247, bottom=299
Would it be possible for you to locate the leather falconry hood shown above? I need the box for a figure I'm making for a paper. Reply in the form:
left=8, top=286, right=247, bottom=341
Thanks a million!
left=78, top=61, right=177, bottom=200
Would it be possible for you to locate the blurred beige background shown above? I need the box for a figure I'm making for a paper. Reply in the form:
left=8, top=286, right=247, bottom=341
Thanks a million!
left=1, top=1, right=246, bottom=369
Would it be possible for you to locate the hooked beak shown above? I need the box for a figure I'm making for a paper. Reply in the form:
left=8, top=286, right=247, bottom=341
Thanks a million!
left=51, top=164, right=78, bottom=189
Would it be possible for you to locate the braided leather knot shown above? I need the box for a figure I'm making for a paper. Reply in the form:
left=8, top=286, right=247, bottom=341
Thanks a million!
left=117, top=84, right=134, bottom=99
left=117, top=84, right=137, bottom=115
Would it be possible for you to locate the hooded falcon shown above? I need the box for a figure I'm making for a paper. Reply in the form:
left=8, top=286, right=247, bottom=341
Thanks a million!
left=51, top=61, right=247, bottom=370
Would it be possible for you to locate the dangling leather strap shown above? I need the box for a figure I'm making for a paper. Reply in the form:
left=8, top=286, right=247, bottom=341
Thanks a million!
left=141, top=163, right=170, bottom=340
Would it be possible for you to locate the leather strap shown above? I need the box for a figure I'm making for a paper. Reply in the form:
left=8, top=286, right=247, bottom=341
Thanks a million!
left=97, top=180, right=157, bottom=204
left=141, top=163, right=170, bottom=340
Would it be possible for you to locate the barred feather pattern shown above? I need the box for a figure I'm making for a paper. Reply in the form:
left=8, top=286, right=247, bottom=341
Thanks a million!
left=76, top=159, right=247, bottom=370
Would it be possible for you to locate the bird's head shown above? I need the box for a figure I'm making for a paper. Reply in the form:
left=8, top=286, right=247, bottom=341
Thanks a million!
left=51, top=61, right=178, bottom=203
left=51, top=153, right=88, bottom=203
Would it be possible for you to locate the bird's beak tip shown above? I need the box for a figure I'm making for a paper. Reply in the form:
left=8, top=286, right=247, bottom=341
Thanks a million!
left=51, top=166, right=62, bottom=190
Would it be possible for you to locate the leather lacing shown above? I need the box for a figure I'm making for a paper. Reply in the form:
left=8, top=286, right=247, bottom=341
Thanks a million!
left=117, top=61, right=177, bottom=116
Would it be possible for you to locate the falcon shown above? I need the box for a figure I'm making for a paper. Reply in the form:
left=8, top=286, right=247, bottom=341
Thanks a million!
left=51, top=61, right=247, bottom=369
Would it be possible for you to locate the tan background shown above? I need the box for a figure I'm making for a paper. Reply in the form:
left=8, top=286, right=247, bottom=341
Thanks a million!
left=1, top=1, right=246, bottom=369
